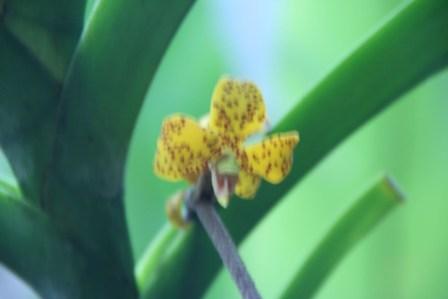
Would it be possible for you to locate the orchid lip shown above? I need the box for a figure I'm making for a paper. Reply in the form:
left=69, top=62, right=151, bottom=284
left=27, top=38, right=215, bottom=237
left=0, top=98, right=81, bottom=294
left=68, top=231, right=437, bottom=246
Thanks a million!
left=209, top=163, right=238, bottom=208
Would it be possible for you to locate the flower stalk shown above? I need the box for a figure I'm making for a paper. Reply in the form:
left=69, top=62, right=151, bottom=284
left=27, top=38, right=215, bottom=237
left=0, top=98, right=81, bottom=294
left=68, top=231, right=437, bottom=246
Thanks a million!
left=186, top=172, right=262, bottom=299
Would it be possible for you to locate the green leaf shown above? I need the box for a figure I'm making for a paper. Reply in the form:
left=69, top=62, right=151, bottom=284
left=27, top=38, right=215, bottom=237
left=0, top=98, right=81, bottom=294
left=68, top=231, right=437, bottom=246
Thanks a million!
left=4, top=0, right=85, bottom=33
left=139, top=0, right=448, bottom=297
left=38, top=0, right=195, bottom=297
left=135, top=223, right=179, bottom=292
left=0, top=26, right=60, bottom=204
left=3, top=0, right=85, bottom=81
left=0, top=183, right=153, bottom=299
left=0, top=189, right=83, bottom=298
left=0, top=176, right=21, bottom=199
left=1, top=0, right=195, bottom=297
left=84, top=0, right=98, bottom=22
left=0, top=0, right=86, bottom=205
left=280, top=177, right=403, bottom=299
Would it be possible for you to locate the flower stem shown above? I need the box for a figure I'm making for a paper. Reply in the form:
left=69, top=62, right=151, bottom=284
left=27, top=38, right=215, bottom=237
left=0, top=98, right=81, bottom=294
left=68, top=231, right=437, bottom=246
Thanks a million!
left=186, top=173, right=262, bottom=299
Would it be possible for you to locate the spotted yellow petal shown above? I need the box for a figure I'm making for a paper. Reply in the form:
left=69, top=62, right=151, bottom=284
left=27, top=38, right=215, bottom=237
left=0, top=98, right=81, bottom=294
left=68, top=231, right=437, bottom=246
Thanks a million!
left=245, top=132, right=300, bottom=184
left=235, top=170, right=261, bottom=199
left=209, top=77, right=266, bottom=140
left=154, top=115, right=219, bottom=182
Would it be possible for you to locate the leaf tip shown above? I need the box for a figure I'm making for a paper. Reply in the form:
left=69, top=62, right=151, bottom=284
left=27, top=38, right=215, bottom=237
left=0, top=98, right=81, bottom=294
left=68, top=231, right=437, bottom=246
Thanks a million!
left=382, top=176, right=406, bottom=204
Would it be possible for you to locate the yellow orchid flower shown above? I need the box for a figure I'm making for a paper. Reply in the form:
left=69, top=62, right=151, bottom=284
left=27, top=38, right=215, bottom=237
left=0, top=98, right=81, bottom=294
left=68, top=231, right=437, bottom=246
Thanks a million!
left=154, top=77, right=299, bottom=208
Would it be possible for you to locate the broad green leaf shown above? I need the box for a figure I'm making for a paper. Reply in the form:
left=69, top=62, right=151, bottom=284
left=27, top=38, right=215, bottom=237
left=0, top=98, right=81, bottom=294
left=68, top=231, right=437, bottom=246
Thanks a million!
left=0, top=26, right=59, bottom=205
left=1, top=0, right=195, bottom=297
left=0, top=0, right=86, bottom=205
left=0, top=184, right=150, bottom=298
left=135, top=223, right=179, bottom=292
left=139, top=0, right=448, bottom=297
left=0, top=175, right=20, bottom=199
left=280, top=177, right=403, bottom=299
left=84, top=0, right=98, bottom=22
left=3, top=0, right=85, bottom=81
left=4, top=14, right=78, bottom=81
left=4, top=0, right=84, bottom=33
left=39, top=0, right=195, bottom=298
left=0, top=188, right=83, bottom=298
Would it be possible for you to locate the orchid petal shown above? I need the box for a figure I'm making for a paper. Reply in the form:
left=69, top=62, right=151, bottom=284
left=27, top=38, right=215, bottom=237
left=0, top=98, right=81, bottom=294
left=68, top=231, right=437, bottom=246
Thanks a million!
left=235, top=170, right=261, bottom=199
left=245, top=132, right=300, bottom=184
left=209, top=77, right=266, bottom=140
left=154, top=115, right=219, bottom=182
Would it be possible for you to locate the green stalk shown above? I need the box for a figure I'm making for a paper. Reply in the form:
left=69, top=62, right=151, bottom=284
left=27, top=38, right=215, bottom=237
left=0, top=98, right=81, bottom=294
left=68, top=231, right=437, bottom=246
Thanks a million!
left=140, top=0, right=448, bottom=298
left=280, top=177, right=403, bottom=299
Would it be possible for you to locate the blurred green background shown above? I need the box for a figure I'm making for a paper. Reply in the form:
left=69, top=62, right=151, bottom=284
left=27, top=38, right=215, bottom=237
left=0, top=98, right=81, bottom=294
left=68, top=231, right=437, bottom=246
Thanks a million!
left=1, top=0, right=447, bottom=298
